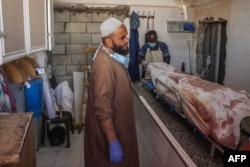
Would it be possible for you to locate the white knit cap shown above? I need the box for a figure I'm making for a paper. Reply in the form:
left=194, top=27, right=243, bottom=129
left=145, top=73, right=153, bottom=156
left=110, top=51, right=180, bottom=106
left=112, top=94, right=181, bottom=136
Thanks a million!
left=100, top=18, right=122, bottom=37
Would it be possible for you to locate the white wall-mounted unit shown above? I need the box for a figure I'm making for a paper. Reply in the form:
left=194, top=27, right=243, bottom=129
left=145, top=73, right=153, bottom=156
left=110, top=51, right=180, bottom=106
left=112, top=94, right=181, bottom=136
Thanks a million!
left=0, top=0, right=54, bottom=65
left=0, top=0, right=28, bottom=64
left=167, top=21, right=196, bottom=33
left=26, top=0, right=47, bottom=54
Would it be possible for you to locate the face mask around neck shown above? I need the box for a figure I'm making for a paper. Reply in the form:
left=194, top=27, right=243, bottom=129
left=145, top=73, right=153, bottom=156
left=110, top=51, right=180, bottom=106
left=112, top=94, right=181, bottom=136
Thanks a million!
left=111, top=52, right=130, bottom=65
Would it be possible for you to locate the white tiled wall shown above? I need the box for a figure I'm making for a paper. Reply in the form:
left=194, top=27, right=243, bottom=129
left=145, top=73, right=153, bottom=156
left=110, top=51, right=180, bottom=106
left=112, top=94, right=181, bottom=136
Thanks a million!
left=129, top=6, right=193, bottom=70
left=224, top=0, right=250, bottom=91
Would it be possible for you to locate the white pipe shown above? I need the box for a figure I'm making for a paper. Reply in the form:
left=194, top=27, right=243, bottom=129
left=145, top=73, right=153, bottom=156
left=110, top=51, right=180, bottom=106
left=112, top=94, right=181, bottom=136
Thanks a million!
left=182, top=4, right=187, bottom=20
left=54, top=2, right=180, bottom=9
left=194, top=0, right=224, bottom=7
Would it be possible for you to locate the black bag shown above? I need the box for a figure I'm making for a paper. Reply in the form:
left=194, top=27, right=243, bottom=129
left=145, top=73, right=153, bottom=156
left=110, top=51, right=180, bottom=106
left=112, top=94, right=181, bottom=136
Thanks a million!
left=48, top=126, right=66, bottom=146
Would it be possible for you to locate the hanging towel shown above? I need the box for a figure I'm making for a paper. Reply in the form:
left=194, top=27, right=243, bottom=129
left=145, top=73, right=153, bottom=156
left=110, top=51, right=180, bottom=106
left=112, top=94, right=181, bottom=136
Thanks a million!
left=128, top=11, right=141, bottom=82
left=130, top=11, right=140, bottom=30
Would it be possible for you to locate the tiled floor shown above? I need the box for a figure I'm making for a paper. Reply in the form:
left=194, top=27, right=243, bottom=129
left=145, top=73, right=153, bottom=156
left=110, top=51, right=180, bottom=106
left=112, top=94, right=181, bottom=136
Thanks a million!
left=36, top=131, right=85, bottom=167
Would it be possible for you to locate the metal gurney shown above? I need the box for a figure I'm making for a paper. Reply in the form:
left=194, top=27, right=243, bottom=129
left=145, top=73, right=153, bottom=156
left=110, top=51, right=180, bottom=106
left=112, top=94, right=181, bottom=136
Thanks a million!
left=144, top=62, right=250, bottom=151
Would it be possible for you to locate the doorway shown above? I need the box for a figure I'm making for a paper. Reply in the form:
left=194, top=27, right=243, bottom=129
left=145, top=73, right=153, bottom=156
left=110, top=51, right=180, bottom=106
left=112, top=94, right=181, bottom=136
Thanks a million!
left=196, top=17, right=227, bottom=85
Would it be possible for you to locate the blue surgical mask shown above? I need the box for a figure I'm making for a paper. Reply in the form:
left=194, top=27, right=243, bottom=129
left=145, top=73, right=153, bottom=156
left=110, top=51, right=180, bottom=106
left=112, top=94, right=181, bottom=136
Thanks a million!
left=148, top=42, right=156, bottom=48
left=111, top=52, right=130, bottom=65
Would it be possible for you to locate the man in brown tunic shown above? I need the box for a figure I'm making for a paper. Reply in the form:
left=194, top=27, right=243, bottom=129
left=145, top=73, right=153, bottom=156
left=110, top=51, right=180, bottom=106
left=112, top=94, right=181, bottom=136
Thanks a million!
left=84, top=18, right=139, bottom=167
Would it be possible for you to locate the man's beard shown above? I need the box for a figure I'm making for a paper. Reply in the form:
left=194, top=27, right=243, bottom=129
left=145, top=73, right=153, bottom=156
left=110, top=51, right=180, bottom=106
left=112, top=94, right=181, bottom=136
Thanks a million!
left=112, top=42, right=129, bottom=56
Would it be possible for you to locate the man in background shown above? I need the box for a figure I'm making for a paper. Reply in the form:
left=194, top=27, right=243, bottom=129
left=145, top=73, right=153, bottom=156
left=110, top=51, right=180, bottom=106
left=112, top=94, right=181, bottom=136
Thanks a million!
left=138, top=30, right=171, bottom=78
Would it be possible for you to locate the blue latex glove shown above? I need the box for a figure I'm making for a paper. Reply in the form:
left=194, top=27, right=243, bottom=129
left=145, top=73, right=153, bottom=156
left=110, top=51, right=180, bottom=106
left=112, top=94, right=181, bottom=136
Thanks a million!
left=109, top=140, right=124, bottom=163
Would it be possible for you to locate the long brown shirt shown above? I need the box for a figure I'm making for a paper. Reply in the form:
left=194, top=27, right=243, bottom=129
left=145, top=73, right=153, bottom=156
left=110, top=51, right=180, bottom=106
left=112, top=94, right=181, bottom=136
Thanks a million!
left=84, top=47, right=139, bottom=167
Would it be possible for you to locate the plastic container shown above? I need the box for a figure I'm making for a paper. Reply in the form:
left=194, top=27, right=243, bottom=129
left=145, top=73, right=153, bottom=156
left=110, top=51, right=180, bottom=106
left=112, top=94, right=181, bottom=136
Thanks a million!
left=24, top=78, right=43, bottom=117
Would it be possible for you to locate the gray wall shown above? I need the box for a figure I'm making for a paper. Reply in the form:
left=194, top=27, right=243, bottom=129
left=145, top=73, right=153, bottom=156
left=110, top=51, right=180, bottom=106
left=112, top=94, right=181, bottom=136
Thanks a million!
left=51, top=4, right=128, bottom=88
